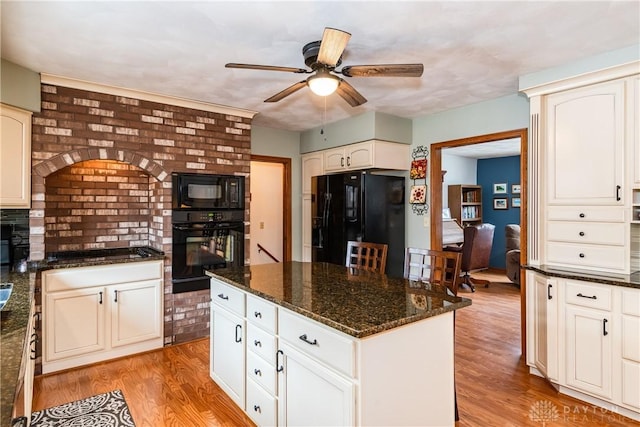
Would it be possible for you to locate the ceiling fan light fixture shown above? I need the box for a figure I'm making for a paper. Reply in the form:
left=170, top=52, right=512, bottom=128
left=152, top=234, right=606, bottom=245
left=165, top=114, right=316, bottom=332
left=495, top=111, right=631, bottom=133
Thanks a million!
left=307, top=69, right=339, bottom=96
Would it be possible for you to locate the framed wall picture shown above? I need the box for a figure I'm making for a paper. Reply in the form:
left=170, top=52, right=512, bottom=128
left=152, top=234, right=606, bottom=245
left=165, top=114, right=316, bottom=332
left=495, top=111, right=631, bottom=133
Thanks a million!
left=511, top=184, right=521, bottom=194
left=493, top=197, right=508, bottom=210
left=493, top=183, right=507, bottom=194
left=512, top=197, right=521, bottom=208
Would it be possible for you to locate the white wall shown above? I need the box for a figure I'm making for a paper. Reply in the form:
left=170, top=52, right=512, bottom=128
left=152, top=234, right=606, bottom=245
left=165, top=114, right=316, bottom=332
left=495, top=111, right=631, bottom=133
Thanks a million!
left=442, top=153, right=477, bottom=209
left=250, top=125, right=303, bottom=260
left=250, top=161, right=284, bottom=264
left=408, top=94, right=530, bottom=250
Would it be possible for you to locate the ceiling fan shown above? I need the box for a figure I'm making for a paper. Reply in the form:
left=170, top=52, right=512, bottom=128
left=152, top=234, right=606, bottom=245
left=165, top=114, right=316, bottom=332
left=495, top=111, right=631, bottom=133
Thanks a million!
left=225, top=27, right=424, bottom=107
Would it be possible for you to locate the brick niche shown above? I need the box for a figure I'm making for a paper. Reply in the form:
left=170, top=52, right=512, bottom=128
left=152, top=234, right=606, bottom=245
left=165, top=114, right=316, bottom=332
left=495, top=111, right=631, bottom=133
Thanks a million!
left=29, top=81, right=252, bottom=344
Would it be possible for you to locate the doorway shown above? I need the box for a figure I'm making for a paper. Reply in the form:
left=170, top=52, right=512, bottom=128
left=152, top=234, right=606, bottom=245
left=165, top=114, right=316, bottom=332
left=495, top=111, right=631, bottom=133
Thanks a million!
left=429, top=128, right=528, bottom=355
left=250, top=155, right=292, bottom=264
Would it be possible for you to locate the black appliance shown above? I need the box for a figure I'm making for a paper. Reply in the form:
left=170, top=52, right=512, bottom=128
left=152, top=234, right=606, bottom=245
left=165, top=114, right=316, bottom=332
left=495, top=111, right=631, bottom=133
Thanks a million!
left=172, top=172, right=244, bottom=210
left=171, top=209, right=245, bottom=293
left=311, top=171, right=405, bottom=277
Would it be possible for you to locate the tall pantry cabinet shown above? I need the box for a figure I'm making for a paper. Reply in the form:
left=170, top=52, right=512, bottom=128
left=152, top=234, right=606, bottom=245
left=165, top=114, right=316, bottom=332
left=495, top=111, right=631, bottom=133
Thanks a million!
left=523, top=62, right=640, bottom=422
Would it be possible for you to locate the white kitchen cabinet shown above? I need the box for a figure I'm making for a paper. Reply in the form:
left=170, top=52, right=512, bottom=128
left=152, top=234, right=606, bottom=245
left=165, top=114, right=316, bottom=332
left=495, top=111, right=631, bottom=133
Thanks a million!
left=211, top=303, right=245, bottom=407
left=564, top=291, right=613, bottom=399
left=210, top=279, right=246, bottom=409
left=0, top=103, right=32, bottom=208
left=42, top=261, right=164, bottom=373
left=208, top=274, right=456, bottom=426
left=545, top=79, right=625, bottom=206
left=301, top=152, right=323, bottom=194
left=527, top=271, right=558, bottom=381
left=621, top=288, right=640, bottom=411
left=110, top=280, right=162, bottom=348
left=632, top=76, right=640, bottom=187
left=278, top=341, right=354, bottom=427
left=323, top=140, right=409, bottom=173
left=45, top=286, right=107, bottom=362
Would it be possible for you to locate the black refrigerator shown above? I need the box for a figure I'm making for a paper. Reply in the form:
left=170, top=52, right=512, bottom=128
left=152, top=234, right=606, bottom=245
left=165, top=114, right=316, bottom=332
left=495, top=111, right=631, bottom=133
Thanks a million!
left=311, top=171, right=405, bottom=277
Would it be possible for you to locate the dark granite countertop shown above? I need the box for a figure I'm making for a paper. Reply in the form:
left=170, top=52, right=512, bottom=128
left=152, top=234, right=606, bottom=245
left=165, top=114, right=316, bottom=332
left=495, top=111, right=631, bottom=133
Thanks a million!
left=207, top=261, right=471, bottom=339
left=1, top=270, right=35, bottom=427
left=0, top=246, right=165, bottom=427
left=525, top=265, right=640, bottom=290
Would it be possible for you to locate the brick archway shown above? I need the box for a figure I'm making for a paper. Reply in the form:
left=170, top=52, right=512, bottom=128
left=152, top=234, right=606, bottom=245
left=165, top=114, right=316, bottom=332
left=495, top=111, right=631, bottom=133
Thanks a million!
left=29, top=148, right=170, bottom=261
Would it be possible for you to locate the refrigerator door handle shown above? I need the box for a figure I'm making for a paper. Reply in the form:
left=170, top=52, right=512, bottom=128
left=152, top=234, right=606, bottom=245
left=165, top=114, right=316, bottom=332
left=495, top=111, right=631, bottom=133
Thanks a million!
left=324, top=193, right=332, bottom=228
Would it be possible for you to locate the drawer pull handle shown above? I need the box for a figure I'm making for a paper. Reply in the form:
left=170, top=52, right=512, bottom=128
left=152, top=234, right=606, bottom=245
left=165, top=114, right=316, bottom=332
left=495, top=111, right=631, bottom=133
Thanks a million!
left=341, top=157, right=344, bottom=167
left=579, top=231, right=585, bottom=237
left=217, top=293, right=229, bottom=300
left=254, top=311, right=262, bottom=319
left=30, top=333, right=38, bottom=359
left=346, top=156, right=351, bottom=167
left=579, top=253, right=585, bottom=258
left=114, top=290, right=118, bottom=303
left=547, top=284, right=552, bottom=300
left=254, top=405, right=261, bottom=413
left=254, top=368, right=262, bottom=376
left=254, top=340, right=262, bottom=347
left=235, top=324, right=242, bottom=343
left=603, top=318, right=609, bottom=336
left=299, top=334, right=318, bottom=346
left=99, top=291, right=103, bottom=304
left=616, top=185, right=621, bottom=201
left=277, top=349, right=284, bottom=372
left=579, top=213, right=585, bottom=218
left=577, top=293, right=597, bottom=300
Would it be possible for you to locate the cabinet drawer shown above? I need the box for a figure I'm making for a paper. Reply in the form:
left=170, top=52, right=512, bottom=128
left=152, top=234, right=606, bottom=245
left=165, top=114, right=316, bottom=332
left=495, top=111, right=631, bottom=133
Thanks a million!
left=279, top=309, right=355, bottom=377
left=247, top=323, right=276, bottom=364
left=546, top=206, right=625, bottom=222
left=247, top=350, right=277, bottom=395
left=547, top=221, right=625, bottom=246
left=622, top=289, right=640, bottom=316
left=247, top=294, right=277, bottom=333
left=565, top=280, right=611, bottom=311
left=44, top=261, right=162, bottom=292
left=246, top=378, right=277, bottom=427
left=210, top=279, right=245, bottom=316
left=546, top=243, right=625, bottom=271
left=622, top=360, right=640, bottom=410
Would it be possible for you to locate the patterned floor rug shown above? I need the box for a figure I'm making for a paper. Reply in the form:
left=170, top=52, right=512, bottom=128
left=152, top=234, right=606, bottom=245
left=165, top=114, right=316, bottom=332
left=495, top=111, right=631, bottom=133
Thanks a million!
left=31, top=389, right=135, bottom=427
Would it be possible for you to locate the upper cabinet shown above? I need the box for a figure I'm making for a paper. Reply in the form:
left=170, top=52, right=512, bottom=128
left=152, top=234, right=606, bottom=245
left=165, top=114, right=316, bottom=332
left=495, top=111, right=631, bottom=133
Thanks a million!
left=1, top=103, right=32, bottom=208
left=322, top=140, right=409, bottom=174
left=545, top=80, right=625, bottom=206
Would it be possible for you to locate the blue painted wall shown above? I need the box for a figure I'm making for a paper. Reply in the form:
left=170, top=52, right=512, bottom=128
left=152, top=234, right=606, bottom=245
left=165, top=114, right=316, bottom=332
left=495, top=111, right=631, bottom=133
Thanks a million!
left=477, top=155, right=521, bottom=269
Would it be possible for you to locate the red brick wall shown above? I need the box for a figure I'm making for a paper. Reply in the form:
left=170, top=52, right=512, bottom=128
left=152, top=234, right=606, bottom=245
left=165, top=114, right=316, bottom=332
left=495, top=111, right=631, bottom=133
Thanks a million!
left=30, top=83, right=252, bottom=344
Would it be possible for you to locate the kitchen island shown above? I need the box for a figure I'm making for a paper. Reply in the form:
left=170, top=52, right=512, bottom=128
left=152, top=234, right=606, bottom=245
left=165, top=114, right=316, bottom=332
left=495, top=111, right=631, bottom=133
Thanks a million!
left=207, top=261, right=472, bottom=426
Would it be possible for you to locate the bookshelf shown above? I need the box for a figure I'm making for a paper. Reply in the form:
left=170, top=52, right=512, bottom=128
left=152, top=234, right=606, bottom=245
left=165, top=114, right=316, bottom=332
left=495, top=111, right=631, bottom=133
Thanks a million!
left=448, top=184, right=482, bottom=226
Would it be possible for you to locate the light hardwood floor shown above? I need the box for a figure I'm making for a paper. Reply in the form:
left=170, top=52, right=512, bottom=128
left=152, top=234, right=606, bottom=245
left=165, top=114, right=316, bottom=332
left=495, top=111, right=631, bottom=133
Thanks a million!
left=33, top=270, right=639, bottom=426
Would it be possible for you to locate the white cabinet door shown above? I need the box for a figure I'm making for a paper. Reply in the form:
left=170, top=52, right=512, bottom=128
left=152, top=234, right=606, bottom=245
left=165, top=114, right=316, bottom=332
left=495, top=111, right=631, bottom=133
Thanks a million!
left=45, top=287, right=106, bottom=361
left=211, top=305, right=246, bottom=408
left=531, top=274, right=558, bottom=381
left=345, top=143, right=374, bottom=170
left=323, top=147, right=348, bottom=172
left=110, top=279, right=162, bottom=348
left=565, top=305, right=613, bottom=399
left=278, top=341, right=354, bottom=427
left=546, top=80, right=625, bottom=206
left=301, top=152, right=323, bottom=194
left=0, top=103, right=32, bottom=208
left=632, top=76, right=640, bottom=186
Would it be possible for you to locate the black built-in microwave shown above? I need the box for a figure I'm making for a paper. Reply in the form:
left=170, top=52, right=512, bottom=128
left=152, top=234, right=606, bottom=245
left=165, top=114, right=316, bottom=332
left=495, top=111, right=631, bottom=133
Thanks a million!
left=172, top=173, right=244, bottom=210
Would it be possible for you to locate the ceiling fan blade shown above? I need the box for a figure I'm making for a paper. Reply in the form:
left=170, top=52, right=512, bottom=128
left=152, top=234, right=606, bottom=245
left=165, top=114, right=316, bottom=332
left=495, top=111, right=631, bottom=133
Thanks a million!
left=340, top=64, right=424, bottom=78
left=264, top=81, right=308, bottom=103
left=226, top=63, right=310, bottom=74
left=336, top=79, right=367, bottom=107
left=317, top=28, right=351, bottom=67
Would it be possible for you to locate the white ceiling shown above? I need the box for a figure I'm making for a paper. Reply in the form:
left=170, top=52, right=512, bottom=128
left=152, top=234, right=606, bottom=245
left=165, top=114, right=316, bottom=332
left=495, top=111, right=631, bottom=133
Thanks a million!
left=445, top=138, right=521, bottom=159
left=1, top=1, right=639, bottom=132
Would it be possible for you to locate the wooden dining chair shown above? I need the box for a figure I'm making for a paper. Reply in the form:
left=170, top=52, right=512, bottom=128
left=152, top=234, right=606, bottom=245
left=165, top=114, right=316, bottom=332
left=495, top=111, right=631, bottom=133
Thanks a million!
left=345, top=241, right=388, bottom=274
left=403, top=247, right=462, bottom=296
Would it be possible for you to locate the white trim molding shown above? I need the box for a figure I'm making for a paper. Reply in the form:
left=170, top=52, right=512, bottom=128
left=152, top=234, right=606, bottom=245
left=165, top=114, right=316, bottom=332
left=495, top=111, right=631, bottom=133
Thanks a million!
left=40, top=73, right=258, bottom=119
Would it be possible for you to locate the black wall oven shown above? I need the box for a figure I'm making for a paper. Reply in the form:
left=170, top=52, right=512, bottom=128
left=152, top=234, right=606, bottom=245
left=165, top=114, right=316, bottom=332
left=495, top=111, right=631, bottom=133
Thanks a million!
left=171, top=173, right=245, bottom=294
left=172, top=209, right=245, bottom=293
